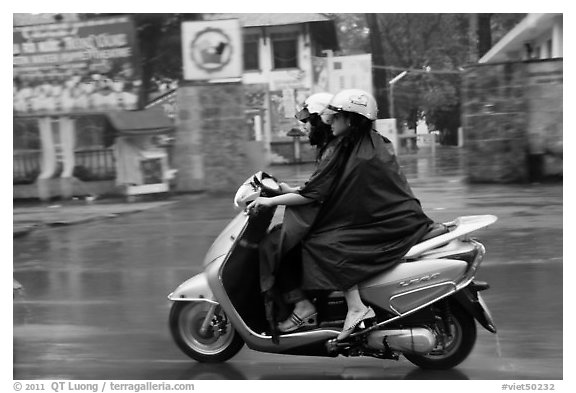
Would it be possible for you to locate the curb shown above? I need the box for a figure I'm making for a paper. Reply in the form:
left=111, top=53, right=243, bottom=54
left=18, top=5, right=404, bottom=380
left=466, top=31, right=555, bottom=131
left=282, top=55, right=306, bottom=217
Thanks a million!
left=13, top=202, right=177, bottom=239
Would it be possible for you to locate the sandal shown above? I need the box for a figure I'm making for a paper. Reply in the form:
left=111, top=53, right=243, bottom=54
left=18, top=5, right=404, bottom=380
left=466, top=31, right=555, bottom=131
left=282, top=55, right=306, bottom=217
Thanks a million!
left=337, top=307, right=375, bottom=341
left=278, top=311, right=318, bottom=333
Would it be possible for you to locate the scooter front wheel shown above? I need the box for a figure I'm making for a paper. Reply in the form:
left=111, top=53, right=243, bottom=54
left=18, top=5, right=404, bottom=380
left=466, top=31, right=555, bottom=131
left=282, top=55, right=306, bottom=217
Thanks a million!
left=169, top=302, right=244, bottom=363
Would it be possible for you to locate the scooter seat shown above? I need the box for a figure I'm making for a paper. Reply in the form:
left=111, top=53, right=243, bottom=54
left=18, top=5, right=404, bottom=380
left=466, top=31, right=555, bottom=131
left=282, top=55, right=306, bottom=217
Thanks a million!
left=418, top=223, right=450, bottom=243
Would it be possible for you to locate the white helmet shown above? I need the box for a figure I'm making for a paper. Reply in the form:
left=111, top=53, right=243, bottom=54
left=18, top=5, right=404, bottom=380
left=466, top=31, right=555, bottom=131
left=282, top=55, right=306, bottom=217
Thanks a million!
left=295, top=92, right=333, bottom=122
left=322, top=89, right=378, bottom=121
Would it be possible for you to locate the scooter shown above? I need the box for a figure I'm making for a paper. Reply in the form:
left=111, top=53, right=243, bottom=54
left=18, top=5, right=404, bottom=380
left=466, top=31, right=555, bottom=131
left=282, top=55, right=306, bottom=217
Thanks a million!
left=168, top=172, right=497, bottom=370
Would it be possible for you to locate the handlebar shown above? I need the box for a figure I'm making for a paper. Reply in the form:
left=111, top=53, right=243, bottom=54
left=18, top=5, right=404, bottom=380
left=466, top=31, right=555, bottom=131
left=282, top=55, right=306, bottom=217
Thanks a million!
left=253, top=174, right=282, bottom=197
left=233, top=171, right=282, bottom=208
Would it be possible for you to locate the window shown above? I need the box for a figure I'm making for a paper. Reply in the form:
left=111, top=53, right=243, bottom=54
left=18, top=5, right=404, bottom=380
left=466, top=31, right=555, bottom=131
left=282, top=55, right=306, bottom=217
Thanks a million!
left=271, top=32, right=298, bottom=69
left=243, top=34, right=260, bottom=71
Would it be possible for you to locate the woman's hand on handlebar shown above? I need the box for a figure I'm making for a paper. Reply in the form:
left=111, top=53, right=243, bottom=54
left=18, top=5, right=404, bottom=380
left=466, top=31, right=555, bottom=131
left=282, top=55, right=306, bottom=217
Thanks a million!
left=248, top=194, right=314, bottom=215
left=247, top=197, right=274, bottom=215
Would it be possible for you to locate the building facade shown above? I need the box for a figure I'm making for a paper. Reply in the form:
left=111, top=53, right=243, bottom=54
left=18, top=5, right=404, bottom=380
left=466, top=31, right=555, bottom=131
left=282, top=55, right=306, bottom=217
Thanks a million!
left=13, top=14, right=341, bottom=199
left=205, top=14, right=339, bottom=163
left=13, top=15, right=175, bottom=200
left=463, top=13, right=563, bottom=183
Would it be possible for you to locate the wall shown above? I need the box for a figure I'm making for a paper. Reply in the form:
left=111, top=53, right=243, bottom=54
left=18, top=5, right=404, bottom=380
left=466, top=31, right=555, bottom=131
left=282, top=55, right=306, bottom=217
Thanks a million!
left=462, top=58, right=562, bottom=183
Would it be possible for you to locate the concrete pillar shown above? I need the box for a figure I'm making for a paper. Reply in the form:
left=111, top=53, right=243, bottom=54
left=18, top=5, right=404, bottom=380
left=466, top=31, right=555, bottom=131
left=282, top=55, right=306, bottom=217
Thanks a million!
left=174, top=82, right=253, bottom=193
left=552, top=18, right=563, bottom=58
left=458, top=127, right=464, bottom=147
left=293, top=137, right=301, bottom=162
left=37, top=117, right=57, bottom=201
left=59, top=116, right=76, bottom=198
left=174, top=86, right=204, bottom=192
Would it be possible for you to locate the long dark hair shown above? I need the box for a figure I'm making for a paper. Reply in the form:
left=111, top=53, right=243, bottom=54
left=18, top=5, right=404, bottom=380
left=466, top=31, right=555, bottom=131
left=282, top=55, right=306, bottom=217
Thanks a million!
left=339, top=112, right=374, bottom=159
left=308, top=113, right=334, bottom=155
left=308, top=114, right=335, bottom=162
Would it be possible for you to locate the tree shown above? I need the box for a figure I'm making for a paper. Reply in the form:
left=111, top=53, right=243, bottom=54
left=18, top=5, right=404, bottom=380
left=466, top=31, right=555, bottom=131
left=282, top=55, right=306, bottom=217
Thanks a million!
left=332, top=13, right=524, bottom=144
left=365, top=13, right=389, bottom=118
left=371, top=14, right=468, bottom=132
left=328, top=13, right=370, bottom=55
left=469, top=13, right=525, bottom=61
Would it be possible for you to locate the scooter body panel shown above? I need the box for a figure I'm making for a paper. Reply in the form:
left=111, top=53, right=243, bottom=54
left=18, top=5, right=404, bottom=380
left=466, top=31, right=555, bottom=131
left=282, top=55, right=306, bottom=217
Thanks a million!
left=359, top=258, right=468, bottom=314
left=167, top=272, right=217, bottom=304
left=405, top=215, right=497, bottom=258
left=203, top=213, right=249, bottom=268
left=205, top=245, right=340, bottom=354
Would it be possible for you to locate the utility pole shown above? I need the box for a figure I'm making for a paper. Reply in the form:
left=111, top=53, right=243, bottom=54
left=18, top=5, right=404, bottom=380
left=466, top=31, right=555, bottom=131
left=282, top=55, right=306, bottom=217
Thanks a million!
left=388, top=70, right=407, bottom=119
left=365, top=13, right=389, bottom=118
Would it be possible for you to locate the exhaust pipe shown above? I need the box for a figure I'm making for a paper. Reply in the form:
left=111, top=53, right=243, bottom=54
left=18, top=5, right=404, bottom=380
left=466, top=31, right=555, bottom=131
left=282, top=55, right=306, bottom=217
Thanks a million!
left=366, top=328, right=436, bottom=354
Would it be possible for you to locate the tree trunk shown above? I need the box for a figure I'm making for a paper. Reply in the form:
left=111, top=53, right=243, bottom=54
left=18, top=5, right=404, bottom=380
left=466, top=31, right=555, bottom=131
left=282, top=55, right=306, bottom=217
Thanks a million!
left=477, top=13, right=493, bottom=58
left=468, top=13, right=493, bottom=62
left=136, top=18, right=162, bottom=108
left=365, top=13, right=389, bottom=118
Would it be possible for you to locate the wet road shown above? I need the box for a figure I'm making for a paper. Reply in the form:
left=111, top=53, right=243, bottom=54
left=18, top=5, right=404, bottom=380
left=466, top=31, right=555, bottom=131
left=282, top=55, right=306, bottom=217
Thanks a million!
left=13, top=149, right=563, bottom=380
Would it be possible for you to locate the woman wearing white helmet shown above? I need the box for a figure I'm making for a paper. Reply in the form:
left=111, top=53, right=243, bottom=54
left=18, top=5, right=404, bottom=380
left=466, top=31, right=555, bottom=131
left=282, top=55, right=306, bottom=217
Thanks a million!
left=295, top=92, right=335, bottom=162
left=278, top=92, right=335, bottom=194
left=300, top=89, right=433, bottom=340
left=251, top=92, right=341, bottom=337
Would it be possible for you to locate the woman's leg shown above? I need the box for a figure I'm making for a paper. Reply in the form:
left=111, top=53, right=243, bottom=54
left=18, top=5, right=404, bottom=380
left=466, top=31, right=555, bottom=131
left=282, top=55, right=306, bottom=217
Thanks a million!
left=277, top=246, right=316, bottom=332
left=338, top=286, right=375, bottom=340
left=278, top=244, right=306, bottom=305
left=343, top=285, right=366, bottom=313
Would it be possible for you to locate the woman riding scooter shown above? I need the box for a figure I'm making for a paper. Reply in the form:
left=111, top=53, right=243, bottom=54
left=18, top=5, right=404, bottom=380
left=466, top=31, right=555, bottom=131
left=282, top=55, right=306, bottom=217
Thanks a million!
left=253, top=93, right=338, bottom=337
left=249, top=89, right=433, bottom=341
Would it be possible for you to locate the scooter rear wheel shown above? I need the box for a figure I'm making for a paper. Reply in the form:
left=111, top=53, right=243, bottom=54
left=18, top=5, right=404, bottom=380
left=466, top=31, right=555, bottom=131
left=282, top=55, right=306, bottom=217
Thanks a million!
left=404, top=302, right=476, bottom=370
left=169, top=302, right=244, bottom=363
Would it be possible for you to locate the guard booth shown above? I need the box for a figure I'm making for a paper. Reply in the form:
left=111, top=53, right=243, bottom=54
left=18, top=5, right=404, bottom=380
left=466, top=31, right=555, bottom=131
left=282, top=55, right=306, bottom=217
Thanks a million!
left=107, top=106, right=176, bottom=199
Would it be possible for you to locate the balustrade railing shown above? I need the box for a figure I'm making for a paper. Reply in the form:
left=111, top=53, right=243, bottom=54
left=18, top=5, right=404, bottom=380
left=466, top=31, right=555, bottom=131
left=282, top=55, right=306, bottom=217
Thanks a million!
left=13, top=150, right=41, bottom=185
left=73, top=148, right=116, bottom=181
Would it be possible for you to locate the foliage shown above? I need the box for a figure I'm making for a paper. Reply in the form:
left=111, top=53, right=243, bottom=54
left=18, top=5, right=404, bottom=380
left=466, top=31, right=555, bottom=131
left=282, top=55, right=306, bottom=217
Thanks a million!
left=328, top=13, right=371, bottom=55
left=330, top=13, right=525, bottom=142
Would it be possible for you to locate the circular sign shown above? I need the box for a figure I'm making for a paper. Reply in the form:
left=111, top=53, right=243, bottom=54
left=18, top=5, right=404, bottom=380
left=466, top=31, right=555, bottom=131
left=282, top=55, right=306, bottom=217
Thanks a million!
left=190, top=27, right=233, bottom=72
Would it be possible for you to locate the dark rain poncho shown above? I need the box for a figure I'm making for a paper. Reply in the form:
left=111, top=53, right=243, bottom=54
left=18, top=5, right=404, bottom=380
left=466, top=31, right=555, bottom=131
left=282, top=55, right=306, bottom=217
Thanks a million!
left=298, top=130, right=432, bottom=291
left=259, top=140, right=339, bottom=296
left=260, top=130, right=432, bottom=295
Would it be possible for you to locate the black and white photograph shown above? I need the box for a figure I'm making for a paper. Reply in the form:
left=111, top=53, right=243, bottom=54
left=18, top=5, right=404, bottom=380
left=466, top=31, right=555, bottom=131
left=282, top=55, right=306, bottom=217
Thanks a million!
left=10, top=5, right=567, bottom=390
